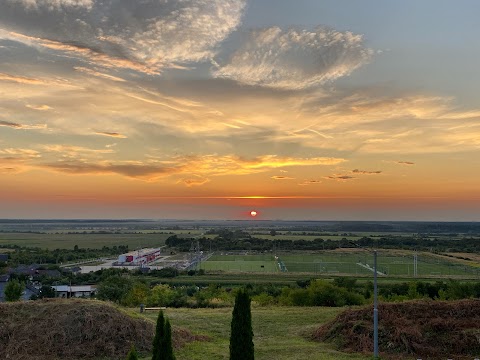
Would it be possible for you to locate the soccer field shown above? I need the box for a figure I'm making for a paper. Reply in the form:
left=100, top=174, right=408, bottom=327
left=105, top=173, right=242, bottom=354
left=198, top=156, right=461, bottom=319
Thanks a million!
left=200, top=254, right=278, bottom=272
left=201, top=251, right=480, bottom=277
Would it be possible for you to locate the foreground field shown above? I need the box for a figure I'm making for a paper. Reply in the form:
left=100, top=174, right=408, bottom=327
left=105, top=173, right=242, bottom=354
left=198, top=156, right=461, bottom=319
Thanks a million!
left=138, top=306, right=371, bottom=360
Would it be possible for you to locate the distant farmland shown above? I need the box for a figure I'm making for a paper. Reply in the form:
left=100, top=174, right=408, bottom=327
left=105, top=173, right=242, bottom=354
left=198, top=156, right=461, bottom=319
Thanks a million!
left=0, top=233, right=169, bottom=250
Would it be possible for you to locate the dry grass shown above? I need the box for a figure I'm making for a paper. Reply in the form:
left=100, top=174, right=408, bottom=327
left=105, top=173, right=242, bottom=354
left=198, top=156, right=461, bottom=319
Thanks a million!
left=313, top=299, right=480, bottom=359
left=0, top=299, right=208, bottom=360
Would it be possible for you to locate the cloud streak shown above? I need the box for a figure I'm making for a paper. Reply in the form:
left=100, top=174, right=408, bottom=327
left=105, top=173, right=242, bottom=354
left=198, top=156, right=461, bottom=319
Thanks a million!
left=352, top=169, right=382, bottom=175
left=324, top=174, right=356, bottom=181
left=0, top=120, right=47, bottom=130
left=94, top=131, right=127, bottom=139
left=21, top=154, right=347, bottom=181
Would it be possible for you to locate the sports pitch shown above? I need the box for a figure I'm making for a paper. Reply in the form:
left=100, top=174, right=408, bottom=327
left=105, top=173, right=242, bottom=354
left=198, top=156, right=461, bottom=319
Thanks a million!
left=200, top=251, right=480, bottom=277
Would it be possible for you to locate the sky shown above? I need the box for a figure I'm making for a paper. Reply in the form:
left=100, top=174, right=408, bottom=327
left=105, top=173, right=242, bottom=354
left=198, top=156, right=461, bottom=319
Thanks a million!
left=0, top=0, right=479, bottom=221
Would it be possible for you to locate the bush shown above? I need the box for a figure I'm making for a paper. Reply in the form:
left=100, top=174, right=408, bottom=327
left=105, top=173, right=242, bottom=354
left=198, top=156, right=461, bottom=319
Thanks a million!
left=4, top=279, right=23, bottom=302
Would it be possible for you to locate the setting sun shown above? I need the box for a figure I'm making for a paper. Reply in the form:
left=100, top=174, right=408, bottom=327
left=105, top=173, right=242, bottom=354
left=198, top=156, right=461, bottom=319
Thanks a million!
left=250, top=210, right=258, bottom=217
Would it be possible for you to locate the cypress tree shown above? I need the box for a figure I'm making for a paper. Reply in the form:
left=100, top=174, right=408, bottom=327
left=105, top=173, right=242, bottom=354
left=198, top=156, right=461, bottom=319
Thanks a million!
left=229, top=289, right=254, bottom=360
left=163, top=319, right=176, bottom=360
left=152, top=311, right=165, bottom=360
left=126, top=344, right=139, bottom=360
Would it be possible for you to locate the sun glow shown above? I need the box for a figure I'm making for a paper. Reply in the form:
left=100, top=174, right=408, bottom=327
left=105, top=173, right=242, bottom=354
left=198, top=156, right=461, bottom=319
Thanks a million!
left=250, top=210, right=257, bottom=217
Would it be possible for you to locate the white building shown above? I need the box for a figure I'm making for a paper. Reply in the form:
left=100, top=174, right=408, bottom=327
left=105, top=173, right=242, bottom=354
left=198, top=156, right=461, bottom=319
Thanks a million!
left=117, top=248, right=162, bottom=265
left=52, top=285, right=96, bottom=298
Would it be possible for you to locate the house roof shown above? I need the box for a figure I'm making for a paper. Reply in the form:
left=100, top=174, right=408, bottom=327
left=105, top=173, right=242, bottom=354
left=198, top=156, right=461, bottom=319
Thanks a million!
left=10, top=264, right=41, bottom=275
left=34, top=269, right=62, bottom=278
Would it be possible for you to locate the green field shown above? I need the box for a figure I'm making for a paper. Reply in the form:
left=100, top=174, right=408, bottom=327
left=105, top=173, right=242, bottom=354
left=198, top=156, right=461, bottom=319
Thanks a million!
left=201, top=251, right=480, bottom=278
left=201, top=254, right=278, bottom=272
left=0, top=233, right=168, bottom=250
left=137, top=306, right=371, bottom=360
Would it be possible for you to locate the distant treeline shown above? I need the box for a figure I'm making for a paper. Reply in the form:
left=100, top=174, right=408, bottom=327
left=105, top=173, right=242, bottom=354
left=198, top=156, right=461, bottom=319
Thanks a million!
left=0, top=244, right=129, bottom=265
left=166, top=230, right=480, bottom=253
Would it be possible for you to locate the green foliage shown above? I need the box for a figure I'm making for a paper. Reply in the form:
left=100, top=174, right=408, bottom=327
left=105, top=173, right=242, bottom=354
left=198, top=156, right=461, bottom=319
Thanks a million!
left=152, top=311, right=165, bottom=360
left=30, top=285, right=56, bottom=300
left=123, top=282, right=149, bottom=307
left=5, top=279, right=24, bottom=302
left=279, top=280, right=365, bottom=307
left=152, top=311, right=175, bottom=360
left=3, top=243, right=129, bottom=266
left=163, top=319, right=176, bottom=360
left=252, top=292, right=276, bottom=306
left=148, top=284, right=175, bottom=307
left=126, top=344, right=139, bottom=360
left=96, top=275, right=133, bottom=304
left=230, top=289, right=254, bottom=360
left=147, top=267, right=178, bottom=278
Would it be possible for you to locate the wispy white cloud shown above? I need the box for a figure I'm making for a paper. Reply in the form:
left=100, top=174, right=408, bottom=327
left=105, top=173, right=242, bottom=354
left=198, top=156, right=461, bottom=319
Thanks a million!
left=177, top=176, right=210, bottom=187
left=0, top=148, right=41, bottom=157
left=8, top=0, right=93, bottom=10
left=74, top=67, right=126, bottom=82
left=212, top=26, right=373, bottom=89
left=0, top=0, right=246, bottom=73
left=0, top=72, right=46, bottom=85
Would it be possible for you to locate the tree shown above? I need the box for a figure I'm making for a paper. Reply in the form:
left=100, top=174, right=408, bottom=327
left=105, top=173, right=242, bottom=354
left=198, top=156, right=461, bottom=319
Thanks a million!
left=30, top=285, right=56, bottom=300
left=269, top=230, right=277, bottom=236
left=163, top=319, right=175, bottom=360
left=96, top=275, right=133, bottom=304
left=152, top=311, right=165, bottom=360
left=5, top=279, right=24, bottom=302
left=152, top=311, right=175, bottom=360
left=230, top=289, right=254, bottom=360
left=126, top=344, right=139, bottom=360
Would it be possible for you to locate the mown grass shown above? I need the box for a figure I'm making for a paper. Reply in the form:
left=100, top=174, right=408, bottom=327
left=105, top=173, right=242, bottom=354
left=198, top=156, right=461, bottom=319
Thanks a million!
left=137, top=306, right=372, bottom=360
left=202, top=251, right=480, bottom=277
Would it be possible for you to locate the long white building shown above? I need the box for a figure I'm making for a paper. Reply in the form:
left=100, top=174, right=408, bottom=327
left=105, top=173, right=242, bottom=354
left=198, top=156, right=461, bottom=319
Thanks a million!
left=117, top=248, right=162, bottom=265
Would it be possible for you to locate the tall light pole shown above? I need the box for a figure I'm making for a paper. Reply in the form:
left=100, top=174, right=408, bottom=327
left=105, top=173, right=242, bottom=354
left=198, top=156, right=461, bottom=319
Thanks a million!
left=373, top=249, right=378, bottom=359
left=351, top=242, right=379, bottom=359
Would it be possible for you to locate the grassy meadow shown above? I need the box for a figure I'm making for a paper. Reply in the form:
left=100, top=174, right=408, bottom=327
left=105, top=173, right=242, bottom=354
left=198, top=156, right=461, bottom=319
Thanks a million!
left=137, top=306, right=371, bottom=360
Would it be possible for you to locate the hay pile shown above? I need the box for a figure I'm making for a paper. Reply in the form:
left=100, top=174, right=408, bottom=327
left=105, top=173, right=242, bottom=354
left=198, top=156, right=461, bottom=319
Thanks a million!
left=313, top=299, right=480, bottom=359
left=0, top=299, right=207, bottom=360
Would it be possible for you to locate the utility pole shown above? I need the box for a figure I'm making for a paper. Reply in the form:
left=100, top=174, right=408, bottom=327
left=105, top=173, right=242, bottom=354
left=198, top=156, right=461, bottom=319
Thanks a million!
left=351, top=242, right=379, bottom=359
left=413, top=251, right=418, bottom=277
left=373, top=250, right=378, bottom=359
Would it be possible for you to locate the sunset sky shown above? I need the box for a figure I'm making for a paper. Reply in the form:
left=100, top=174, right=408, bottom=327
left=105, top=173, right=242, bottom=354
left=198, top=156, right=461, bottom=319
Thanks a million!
left=1, top=0, right=479, bottom=220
